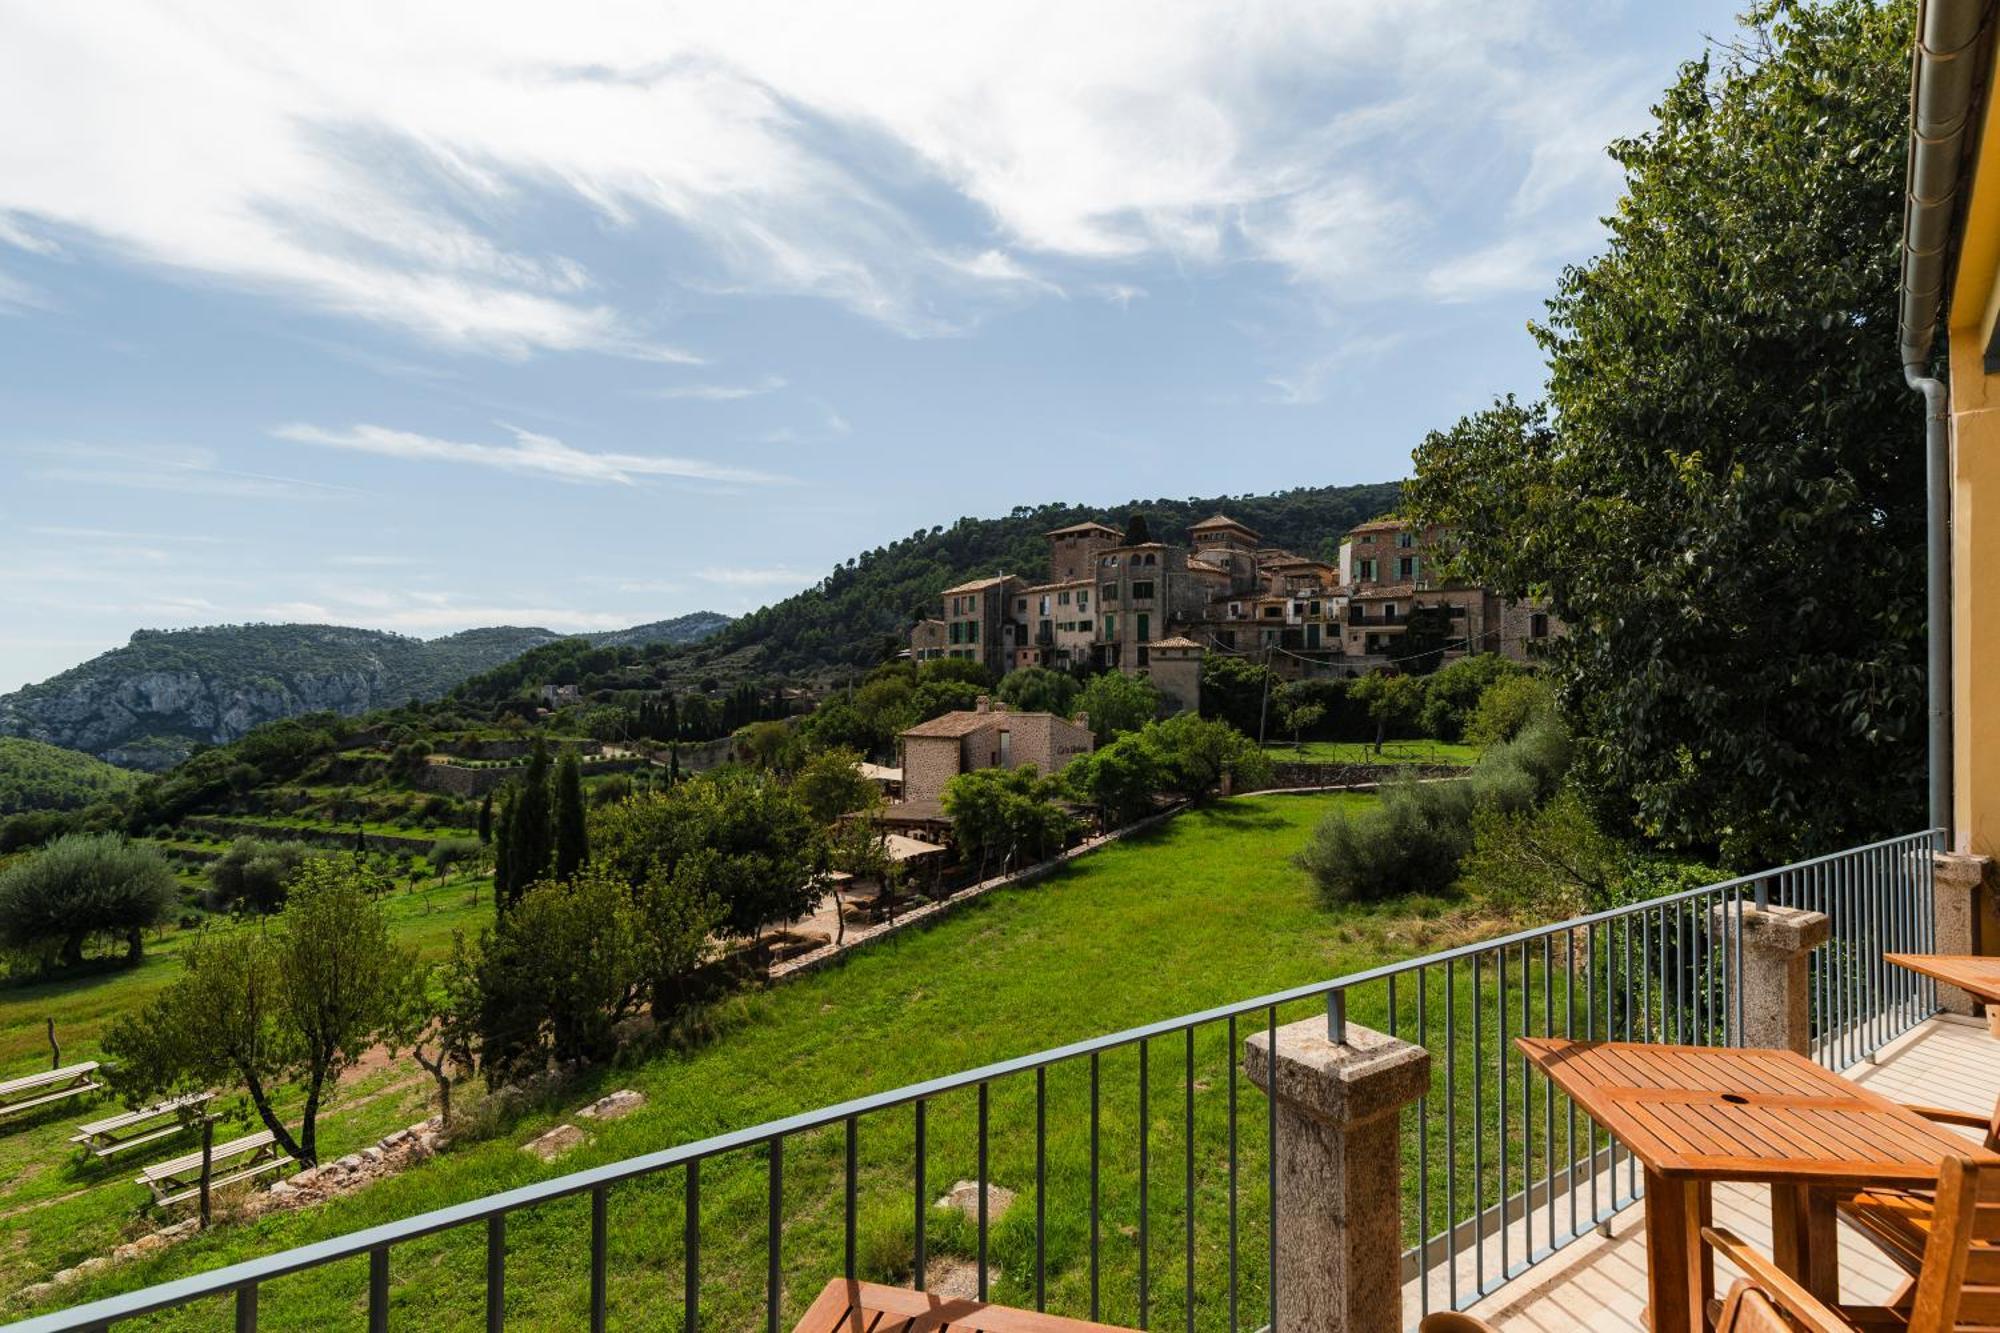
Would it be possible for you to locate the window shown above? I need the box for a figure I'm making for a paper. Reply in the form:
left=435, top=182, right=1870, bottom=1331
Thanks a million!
left=1078, top=618, right=1092, bottom=632
left=1306, top=623, right=1321, bottom=649
left=1103, top=614, right=1116, bottom=637
left=1383, top=603, right=1398, bottom=621
left=1143, top=553, right=1157, bottom=566
left=1398, top=556, right=1418, bottom=580
left=1039, top=595, right=1051, bottom=615
left=1017, top=598, right=1027, bottom=613
left=1531, top=613, right=1550, bottom=639
left=1130, top=580, right=1154, bottom=600
left=1262, top=605, right=1282, bottom=618
left=1102, top=583, right=1118, bottom=603
left=1078, top=591, right=1088, bottom=607
left=1397, top=532, right=1415, bottom=548
left=1136, top=613, right=1150, bottom=643
left=1309, top=600, right=1321, bottom=616
left=1218, top=629, right=1236, bottom=649
left=1228, top=602, right=1242, bottom=618
left=1058, top=590, right=1071, bottom=606
left=1358, top=559, right=1377, bottom=582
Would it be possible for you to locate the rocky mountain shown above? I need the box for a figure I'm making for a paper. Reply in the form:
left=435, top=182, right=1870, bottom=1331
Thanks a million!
left=0, top=614, right=732, bottom=768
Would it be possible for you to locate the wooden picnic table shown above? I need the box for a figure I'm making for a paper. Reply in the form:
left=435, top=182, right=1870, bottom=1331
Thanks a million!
left=794, top=1279, right=1133, bottom=1332
left=1517, top=1037, right=1998, bottom=1333
left=0, top=1062, right=101, bottom=1121
left=70, top=1092, right=213, bottom=1158
left=136, top=1129, right=288, bottom=1208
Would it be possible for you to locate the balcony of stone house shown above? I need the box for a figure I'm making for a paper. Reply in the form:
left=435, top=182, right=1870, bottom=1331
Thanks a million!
left=31, top=831, right=1995, bottom=1333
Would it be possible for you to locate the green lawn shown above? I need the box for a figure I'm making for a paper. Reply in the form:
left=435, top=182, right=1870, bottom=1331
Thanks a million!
left=15, top=794, right=1581, bottom=1331
left=1267, top=739, right=1481, bottom=766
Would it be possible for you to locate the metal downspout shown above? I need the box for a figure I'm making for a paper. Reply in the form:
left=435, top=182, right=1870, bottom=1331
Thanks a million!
left=1899, top=0, right=1989, bottom=846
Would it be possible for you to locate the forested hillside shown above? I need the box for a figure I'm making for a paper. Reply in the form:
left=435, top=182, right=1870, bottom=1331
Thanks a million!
left=699, top=483, right=1401, bottom=677
left=0, top=738, right=141, bottom=814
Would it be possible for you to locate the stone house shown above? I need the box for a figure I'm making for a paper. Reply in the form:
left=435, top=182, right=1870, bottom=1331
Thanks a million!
left=898, top=696, right=1095, bottom=803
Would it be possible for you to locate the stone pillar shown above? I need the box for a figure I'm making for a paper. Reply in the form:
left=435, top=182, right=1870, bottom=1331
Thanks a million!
left=1709, top=902, right=1830, bottom=1054
left=1244, top=1017, right=1430, bottom=1333
left=1933, top=851, right=1994, bottom=1017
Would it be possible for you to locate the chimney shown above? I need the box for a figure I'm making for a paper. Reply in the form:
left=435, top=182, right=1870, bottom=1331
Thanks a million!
left=975, top=695, right=991, bottom=712
left=1075, top=712, right=1089, bottom=733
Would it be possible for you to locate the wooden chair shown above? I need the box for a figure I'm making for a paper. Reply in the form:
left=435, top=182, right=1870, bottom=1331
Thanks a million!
left=1418, top=1281, right=1797, bottom=1333
left=1835, top=1094, right=2000, bottom=1281
left=1423, top=1155, right=1998, bottom=1332
left=793, top=1278, right=1135, bottom=1332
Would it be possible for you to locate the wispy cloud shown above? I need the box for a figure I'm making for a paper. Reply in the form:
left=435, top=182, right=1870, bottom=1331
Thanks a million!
left=0, top=2, right=1652, bottom=347
left=647, top=375, right=788, bottom=401
left=28, top=525, right=225, bottom=544
left=696, top=565, right=815, bottom=587
left=26, top=444, right=363, bottom=501
left=273, top=422, right=791, bottom=486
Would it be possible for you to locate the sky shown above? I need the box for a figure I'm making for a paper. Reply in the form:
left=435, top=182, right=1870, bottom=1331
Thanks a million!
left=0, top=0, right=1744, bottom=692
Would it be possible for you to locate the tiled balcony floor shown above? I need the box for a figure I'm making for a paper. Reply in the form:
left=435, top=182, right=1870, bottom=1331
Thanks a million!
left=1446, top=1013, right=2000, bottom=1331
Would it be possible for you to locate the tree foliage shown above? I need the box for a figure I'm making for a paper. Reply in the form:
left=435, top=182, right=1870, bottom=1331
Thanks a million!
left=0, top=832, right=177, bottom=966
left=1076, top=672, right=1160, bottom=744
left=1403, top=1, right=1923, bottom=865
left=207, top=838, right=308, bottom=914
left=105, top=859, right=416, bottom=1164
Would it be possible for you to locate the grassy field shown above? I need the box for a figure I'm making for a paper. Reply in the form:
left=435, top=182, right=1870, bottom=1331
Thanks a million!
left=1266, top=739, right=1482, bottom=766
left=15, top=793, right=1569, bottom=1331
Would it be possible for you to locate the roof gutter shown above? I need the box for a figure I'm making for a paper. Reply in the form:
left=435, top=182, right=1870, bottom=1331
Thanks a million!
left=1900, top=0, right=1989, bottom=846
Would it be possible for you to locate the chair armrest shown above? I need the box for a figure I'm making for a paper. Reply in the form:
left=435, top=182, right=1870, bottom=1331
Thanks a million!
left=1701, top=1227, right=1854, bottom=1333
left=1418, top=1315, right=1498, bottom=1333
left=1901, top=1103, right=1991, bottom=1131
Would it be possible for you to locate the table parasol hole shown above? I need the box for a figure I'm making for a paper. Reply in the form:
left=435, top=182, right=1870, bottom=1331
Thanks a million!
left=1720, top=1093, right=1749, bottom=1105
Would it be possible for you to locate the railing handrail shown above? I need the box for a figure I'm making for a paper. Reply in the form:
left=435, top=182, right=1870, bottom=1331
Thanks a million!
left=8, top=827, right=1942, bottom=1332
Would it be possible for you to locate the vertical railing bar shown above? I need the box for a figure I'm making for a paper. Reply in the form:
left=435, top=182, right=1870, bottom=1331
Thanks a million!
left=1673, top=900, right=1685, bottom=1046
left=685, top=1160, right=701, bottom=1333
left=1586, top=922, right=1598, bottom=1224
left=1091, top=1053, right=1102, bottom=1321
left=1473, top=949, right=1484, bottom=1293
left=1541, top=933, right=1555, bottom=1257
left=235, top=1283, right=258, bottom=1333
left=1229, top=1012, right=1240, bottom=1333
left=1184, top=1025, right=1196, bottom=1333
left=1446, top=958, right=1459, bottom=1309
left=843, top=1116, right=858, bottom=1281
left=1521, top=939, right=1532, bottom=1267
left=978, top=1082, right=991, bottom=1303
left=766, top=1140, right=782, bottom=1333
left=1037, top=1066, right=1048, bottom=1312
left=1417, top=965, right=1430, bottom=1317
left=1139, top=1040, right=1150, bottom=1329
left=590, top=1186, right=607, bottom=1333
left=1567, top=926, right=1577, bottom=1242
left=1267, top=1006, right=1278, bottom=1333
left=369, top=1245, right=389, bottom=1333
left=913, top=1101, right=927, bottom=1293
left=487, top=1214, right=505, bottom=1333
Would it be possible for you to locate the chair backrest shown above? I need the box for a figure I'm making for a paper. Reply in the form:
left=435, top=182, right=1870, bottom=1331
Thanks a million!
left=1908, top=1155, right=2000, bottom=1332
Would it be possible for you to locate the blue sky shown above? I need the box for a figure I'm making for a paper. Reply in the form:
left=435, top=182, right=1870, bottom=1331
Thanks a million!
left=0, top=0, right=1742, bottom=691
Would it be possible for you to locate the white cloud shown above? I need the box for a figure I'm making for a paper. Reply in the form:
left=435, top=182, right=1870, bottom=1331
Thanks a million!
left=26, top=443, right=363, bottom=500
left=647, top=376, right=788, bottom=401
left=696, top=565, right=815, bottom=587
left=274, top=421, right=790, bottom=486
left=0, top=0, right=1653, bottom=347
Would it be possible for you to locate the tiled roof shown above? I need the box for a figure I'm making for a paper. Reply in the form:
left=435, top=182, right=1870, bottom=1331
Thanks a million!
left=1191, top=513, right=1260, bottom=535
left=1147, top=636, right=1203, bottom=650
left=1046, top=521, right=1120, bottom=537
left=901, top=711, right=1004, bottom=738
left=1017, top=578, right=1093, bottom=594
left=941, top=575, right=1013, bottom=595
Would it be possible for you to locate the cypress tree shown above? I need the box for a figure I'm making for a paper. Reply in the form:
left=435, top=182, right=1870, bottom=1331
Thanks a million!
left=491, top=791, right=514, bottom=909
left=509, top=739, right=555, bottom=899
left=553, top=751, right=588, bottom=880
left=477, top=792, right=494, bottom=845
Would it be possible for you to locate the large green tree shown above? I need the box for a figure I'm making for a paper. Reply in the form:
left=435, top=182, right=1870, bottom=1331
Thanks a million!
left=0, top=832, right=177, bottom=966
left=1405, top=1, right=1923, bottom=865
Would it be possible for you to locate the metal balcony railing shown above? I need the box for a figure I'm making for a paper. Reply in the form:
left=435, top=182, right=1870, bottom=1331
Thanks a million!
left=14, top=832, right=1939, bottom=1333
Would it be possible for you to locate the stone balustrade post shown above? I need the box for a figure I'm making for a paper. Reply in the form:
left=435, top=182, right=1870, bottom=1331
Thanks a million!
left=1933, top=852, right=1994, bottom=1020
left=1709, top=902, right=1830, bottom=1054
left=1244, top=1015, right=1430, bottom=1333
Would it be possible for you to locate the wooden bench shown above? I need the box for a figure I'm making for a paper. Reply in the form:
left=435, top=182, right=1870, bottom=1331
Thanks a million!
left=0, top=1062, right=102, bottom=1121
left=70, top=1092, right=213, bottom=1158
left=136, top=1129, right=289, bottom=1207
left=793, top=1279, right=1134, bottom=1332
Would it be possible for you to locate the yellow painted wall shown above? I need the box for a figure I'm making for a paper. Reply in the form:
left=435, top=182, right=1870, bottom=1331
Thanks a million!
left=1947, top=337, right=2000, bottom=857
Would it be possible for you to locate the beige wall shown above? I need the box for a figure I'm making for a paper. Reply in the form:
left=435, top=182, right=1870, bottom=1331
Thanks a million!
left=1949, top=335, right=2000, bottom=858
left=901, top=734, right=969, bottom=804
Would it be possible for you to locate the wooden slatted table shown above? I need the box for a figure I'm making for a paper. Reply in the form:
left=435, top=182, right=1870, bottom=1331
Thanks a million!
left=794, top=1279, right=1135, bottom=1332
left=1517, top=1038, right=1998, bottom=1333
left=1886, top=953, right=2000, bottom=1027
left=0, top=1061, right=101, bottom=1121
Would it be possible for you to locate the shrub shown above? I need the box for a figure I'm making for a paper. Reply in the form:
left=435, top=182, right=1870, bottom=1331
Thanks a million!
left=1417, top=654, right=1521, bottom=742
left=1063, top=739, right=1164, bottom=827
left=208, top=838, right=308, bottom=912
left=1465, top=675, right=1554, bottom=746
left=428, top=837, right=483, bottom=876
left=1076, top=672, right=1161, bottom=743
left=943, top=767, right=1078, bottom=869
left=475, top=865, right=645, bottom=1079
left=997, top=667, right=1080, bottom=718
left=0, top=833, right=177, bottom=965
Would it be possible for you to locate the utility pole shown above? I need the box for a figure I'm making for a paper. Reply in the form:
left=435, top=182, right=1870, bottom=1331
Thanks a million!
left=1256, top=644, right=1275, bottom=747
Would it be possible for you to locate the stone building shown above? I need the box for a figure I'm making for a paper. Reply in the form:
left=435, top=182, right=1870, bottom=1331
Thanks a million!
left=911, top=512, right=1560, bottom=704
left=897, top=696, right=1095, bottom=802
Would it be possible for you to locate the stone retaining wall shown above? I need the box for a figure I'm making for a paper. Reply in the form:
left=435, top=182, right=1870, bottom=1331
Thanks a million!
left=182, top=816, right=441, bottom=856
left=1242, top=760, right=1464, bottom=792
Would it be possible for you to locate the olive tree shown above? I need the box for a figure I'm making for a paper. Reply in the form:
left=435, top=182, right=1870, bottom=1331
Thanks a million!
left=0, top=832, right=177, bottom=966
left=104, top=858, right=416, bottom=1166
